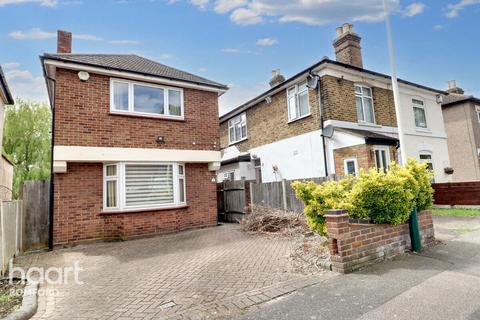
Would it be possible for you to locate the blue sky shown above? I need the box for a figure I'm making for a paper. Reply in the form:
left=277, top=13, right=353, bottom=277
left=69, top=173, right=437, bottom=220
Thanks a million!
left=0, top=0, right=479, bottom=115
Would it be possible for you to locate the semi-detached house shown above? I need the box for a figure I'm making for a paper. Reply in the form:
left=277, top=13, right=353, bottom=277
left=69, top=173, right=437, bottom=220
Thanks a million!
left=218, top=24, right=452, bottom=184
left=42, top=31, right=228, bottom=245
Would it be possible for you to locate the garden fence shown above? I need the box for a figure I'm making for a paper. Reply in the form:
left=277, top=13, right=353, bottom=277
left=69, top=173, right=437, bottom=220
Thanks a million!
left=0, top=200, right=22, bottom=274
left=432, top=182, right=480, bottom=206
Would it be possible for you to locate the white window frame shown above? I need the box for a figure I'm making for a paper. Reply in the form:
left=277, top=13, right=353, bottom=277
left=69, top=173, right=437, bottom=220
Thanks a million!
left=228, top=113, right=248, bottom=145
left=287, top=81, right=310, bottom=122
left=102, top=162, right=186, bottom=212
left=223, top=171, right=235, bottom=182
left=475, top=106, right=480, bottom=123
left=413, top=98, right=428, bottom=129
left=110, top=78, right=184, bottom=120
left=373, top=146, right=390, bottom=172
left=343, top=158, right=359, bottom=176
left=355, top=84, right=376, bottom=124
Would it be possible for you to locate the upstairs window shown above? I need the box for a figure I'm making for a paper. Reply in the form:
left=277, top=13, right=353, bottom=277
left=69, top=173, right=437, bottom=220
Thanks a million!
left=287, top=81, right=310, bottom=122
left=228, top=113, right=247, bottom=144
left=355, top=85, right=375, bottom=124
left=413, top=99, right=428, bottom=129
left=111, top=79, right=183, bottom=119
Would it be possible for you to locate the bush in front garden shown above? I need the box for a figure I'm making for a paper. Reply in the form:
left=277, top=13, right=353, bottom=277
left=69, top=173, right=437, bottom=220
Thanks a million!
left=348, top=167, right=418, bottom=225
left=292, top=159, right=434, bottom=233
left=292, top=176, right=355, bottom=235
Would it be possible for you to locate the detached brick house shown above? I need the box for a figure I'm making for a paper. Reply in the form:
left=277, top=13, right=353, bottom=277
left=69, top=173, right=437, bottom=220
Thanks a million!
left=218, top=24, right=451, bottom=183
left=441, top=81, right=480, bottom=181
left=41, top=31, right=228, bottom=245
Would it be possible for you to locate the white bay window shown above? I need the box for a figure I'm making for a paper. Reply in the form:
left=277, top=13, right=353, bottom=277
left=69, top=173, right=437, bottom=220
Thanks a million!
left=103, top=163, right=186, bottom=211
left=111, top=79, right=183, bottom=119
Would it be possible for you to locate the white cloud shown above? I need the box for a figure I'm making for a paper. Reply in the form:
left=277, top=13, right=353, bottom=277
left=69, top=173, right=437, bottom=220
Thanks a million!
left=74, top=34, right=103, bottom=41
left=4, top=68, right=48, bottom=102
left=219, top=82, right=267, bottom=115
left=433, top=24, right=444, bottom=30
left=214, top=0, right=246, bottom=13
left=403, top=2, right=425, bottom=17
left=0, top=0, right=57, bottom=7
left=230, top=7, right=263, bottom=25
left=1, top=62, right=20, bottom=70
left=8, top=28, right=55, bottom=40
left=109, top=40, right=141, bottom=45
left=256, top=37, right=277, bottom=46
left=198, top=67, right=208, bottom=72
left=190, top=0, right=208, bottom=9
left=445, top=0, right=480, bottom=18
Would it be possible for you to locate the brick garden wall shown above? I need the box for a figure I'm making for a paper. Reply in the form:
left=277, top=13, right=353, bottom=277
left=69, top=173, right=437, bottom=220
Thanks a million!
left=54, top=162, right=217, bottom=245
left=325, top=209, right=435, bottom=273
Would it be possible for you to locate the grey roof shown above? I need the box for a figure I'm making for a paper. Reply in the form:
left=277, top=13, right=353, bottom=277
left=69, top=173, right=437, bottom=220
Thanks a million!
left=0, top=66, right=14, bottom=104
left=220, top=58, right=446, bottom=122
left=42, top=53, right=228, bottom=90
left=442, top=93, right=478, bottom=106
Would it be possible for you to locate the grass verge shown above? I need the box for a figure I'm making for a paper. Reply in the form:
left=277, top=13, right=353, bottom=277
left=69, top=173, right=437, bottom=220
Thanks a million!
left=432, top=208, right=480, bottom=218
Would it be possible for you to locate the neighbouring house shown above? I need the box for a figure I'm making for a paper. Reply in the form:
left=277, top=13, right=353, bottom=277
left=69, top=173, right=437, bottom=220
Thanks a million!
left=0, top=66, right=14, bottom=201
left=41, top=30, right=228, bottom=245
left=441, top=80, right=480, bottom=182
left=218, top=23, right=451, bottom=183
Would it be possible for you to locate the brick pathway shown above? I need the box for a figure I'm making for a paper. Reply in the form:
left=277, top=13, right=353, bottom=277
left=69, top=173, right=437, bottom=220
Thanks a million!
left=15, top=224, right=333, bottom=319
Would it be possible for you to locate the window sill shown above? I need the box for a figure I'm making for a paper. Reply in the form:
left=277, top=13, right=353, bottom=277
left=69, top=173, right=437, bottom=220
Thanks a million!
left=100, top=204, right=188, bottom=215
left=109, top=111, right=186, bottom=122
left=357, top=122, right=381, bottom=128
left=288, top=113, right=312, bottom=124
left=229, top=137, right=248, bottom=146
left=415, top=127, right=431, bottom=133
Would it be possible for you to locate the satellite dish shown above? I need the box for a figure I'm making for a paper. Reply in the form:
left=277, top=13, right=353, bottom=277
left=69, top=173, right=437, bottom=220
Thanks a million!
left=307, top=74, right=319, bottom=89
left=322, top=125, right=334, bottom=138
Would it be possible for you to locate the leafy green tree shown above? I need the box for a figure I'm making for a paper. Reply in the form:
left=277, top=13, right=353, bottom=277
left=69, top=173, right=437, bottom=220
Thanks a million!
left=3, top=99, right=51, bottom=198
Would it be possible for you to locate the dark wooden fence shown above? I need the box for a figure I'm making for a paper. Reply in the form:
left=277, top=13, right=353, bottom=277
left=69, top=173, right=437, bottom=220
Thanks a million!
left=251, top=177, right=333, bottom=213
left=21, top=180, right=50, bottom=252
left=217, top=180, right=252, bottom=222
left=432, top=182, right=480, bottom=206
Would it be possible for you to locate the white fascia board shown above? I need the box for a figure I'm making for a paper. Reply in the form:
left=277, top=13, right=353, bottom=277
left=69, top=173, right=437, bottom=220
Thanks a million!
left=54, top=146, right=221, bottom=163
left=43, top=59, right=227, bottom=94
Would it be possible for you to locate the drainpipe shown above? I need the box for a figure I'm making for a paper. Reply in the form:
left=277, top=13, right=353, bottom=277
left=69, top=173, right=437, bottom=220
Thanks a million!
left=311, top=72, right=329, bottom=177
left=45, top=74, right=56, bottom=251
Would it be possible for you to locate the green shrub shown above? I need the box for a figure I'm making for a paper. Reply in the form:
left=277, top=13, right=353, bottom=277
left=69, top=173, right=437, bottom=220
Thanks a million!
left=404, top=158, right=434, bottom=211
left=292, top=176, right=355, bottom=235
left=348, top=167, right=417, bottom=225
left=292, top=159, right=434, bottom=231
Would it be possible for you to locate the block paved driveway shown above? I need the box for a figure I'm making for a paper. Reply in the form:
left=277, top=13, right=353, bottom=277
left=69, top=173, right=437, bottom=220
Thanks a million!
left=15, top=224, right=332, bottom=319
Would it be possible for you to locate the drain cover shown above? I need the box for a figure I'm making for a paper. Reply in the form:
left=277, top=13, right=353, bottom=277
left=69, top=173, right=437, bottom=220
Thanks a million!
left=160, top=301, right=177, bottom=310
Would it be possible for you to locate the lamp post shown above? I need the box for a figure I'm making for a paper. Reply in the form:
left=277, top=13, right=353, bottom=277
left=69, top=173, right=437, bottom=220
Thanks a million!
left=383, top=0, right=407, bottom=165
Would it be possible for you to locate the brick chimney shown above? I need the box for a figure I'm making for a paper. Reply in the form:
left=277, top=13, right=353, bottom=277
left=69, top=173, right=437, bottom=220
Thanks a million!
left=269, top=69, right=285, bottom=87
left=447, top=80, right=465, bottom=95
left=333, top=23, right=363, bottom=68
left=57, top=30, right=72, bottom=54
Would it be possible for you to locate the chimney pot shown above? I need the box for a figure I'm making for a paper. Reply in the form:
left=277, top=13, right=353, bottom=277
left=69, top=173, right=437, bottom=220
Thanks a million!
left=269, top=69, right=285, bottom=88
left=333, top=23, right=363, bottom=68
left=446, top=80, right=465, bottom=95
left=57, top=30, right=72, bottom=54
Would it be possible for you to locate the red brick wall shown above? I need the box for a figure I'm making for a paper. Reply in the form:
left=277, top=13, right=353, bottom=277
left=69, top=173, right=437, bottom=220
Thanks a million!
left=54, top=163, right=217, bottom=245
left=325, top=209, right=434, bottom=273
left=54, top=68, right=220, bottom=151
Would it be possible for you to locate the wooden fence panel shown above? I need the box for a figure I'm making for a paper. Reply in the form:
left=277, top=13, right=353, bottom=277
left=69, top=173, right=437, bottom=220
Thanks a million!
left=432, top=182, right=480, bottom=206
left=0, top=200, right=22, bottom=274
left=251, top=176, right=333, bottom=213
left=22, top=180, right=49, bottom=252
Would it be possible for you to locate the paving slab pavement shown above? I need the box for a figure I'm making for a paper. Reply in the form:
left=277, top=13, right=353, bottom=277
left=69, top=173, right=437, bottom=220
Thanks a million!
left=240, top=216, right=480, bottom=320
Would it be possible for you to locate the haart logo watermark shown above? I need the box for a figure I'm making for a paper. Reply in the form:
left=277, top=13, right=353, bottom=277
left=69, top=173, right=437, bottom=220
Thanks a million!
left=9, top=259, right=84, bottom=286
